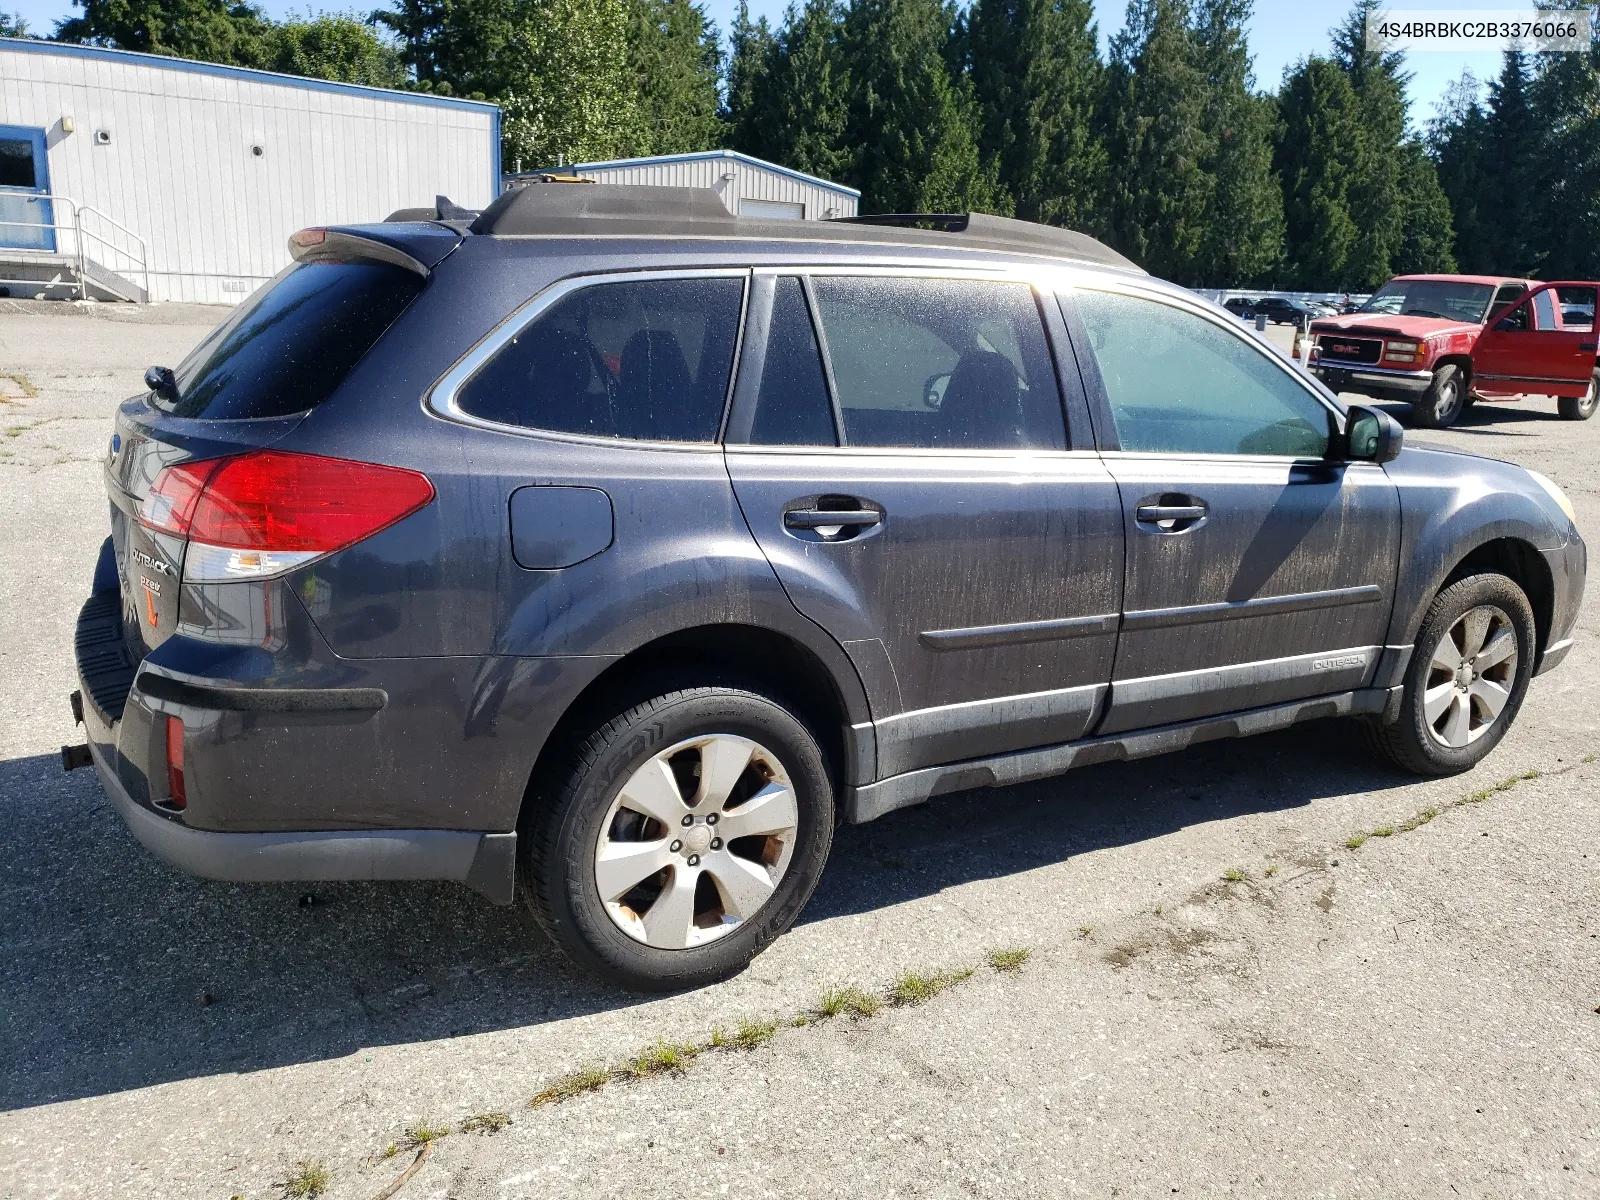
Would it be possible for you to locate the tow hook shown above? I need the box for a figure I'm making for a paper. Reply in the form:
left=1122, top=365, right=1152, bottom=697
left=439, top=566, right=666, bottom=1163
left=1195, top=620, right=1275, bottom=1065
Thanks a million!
left=61, top=744, right=93, bottom=772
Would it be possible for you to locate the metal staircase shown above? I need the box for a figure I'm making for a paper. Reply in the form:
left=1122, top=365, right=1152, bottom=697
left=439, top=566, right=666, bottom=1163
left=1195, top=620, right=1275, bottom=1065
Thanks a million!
left=0, top=195, right=150, bottom=303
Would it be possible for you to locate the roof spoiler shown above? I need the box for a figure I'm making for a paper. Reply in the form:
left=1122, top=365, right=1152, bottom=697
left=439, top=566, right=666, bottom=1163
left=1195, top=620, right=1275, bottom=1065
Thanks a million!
left=288, top=228, right=431, bottom=277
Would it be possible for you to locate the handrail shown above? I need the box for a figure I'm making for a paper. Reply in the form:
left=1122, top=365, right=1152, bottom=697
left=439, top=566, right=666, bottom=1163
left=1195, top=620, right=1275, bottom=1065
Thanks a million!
left=0, top=192, right=148, bottom=301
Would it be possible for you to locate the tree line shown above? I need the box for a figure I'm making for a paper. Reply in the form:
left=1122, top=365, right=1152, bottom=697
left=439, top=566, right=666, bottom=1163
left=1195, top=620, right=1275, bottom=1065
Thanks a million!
left=12, top=0, right=1600, bottom=288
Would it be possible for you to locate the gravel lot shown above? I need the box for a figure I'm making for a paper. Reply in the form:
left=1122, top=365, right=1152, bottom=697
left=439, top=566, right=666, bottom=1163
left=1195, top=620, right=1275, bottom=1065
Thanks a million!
left=0, top=302, right=1596, bottom=1199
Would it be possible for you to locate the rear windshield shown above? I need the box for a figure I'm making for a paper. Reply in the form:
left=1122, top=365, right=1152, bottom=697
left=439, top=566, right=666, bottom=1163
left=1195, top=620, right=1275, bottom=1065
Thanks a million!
left=156, top=259, right=425, bottom=420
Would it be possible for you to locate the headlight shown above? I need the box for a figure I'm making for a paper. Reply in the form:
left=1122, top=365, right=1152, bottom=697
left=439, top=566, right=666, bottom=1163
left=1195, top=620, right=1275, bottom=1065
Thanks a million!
left=1526, top=469, right=1577, bottom=525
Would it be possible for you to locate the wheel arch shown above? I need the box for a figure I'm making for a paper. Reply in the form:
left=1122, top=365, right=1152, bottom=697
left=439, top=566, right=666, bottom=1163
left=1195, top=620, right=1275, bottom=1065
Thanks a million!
left=1433, top=536, right=1553, bottom=656
left=516, top=622, right=869, bottom=834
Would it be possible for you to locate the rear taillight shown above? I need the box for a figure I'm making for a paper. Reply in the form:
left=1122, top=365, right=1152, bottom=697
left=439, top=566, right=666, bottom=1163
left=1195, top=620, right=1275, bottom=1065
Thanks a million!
left=164, top=714, right=186, bottom=810
left=139, top=450, right=434, bottom=581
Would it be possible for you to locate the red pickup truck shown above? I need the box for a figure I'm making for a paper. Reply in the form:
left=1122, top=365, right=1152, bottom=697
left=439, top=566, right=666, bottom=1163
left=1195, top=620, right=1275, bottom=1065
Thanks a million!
left=1308, top=274, right=1600, bottom=428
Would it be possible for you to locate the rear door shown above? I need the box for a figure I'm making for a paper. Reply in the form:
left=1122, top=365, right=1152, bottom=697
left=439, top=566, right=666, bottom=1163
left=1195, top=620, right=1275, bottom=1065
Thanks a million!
left=1062, top=282, right=1401, bottom=735
left=1473, top=282, right=1599, bottom=398
left=724, top=269, right=1124, bottom=779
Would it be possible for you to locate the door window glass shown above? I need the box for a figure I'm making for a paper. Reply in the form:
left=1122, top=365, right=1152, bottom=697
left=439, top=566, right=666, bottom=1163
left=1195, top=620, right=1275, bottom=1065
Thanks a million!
left=457, top=277, right=744, bottom=442
left=750, top=277, right=837, bottom=445
left=1557, top=286, right=1596, bottom=331
left=1490, top=284, right=1527, bottom=316
left=1078, top=289, right=1332, bottom=457
left=0, top=139, right=35, bottom=189
left=1533, top=289, right=1559, bottom=331
left=1498, top=300, right=1532, bottom=332
left=809, top=276, right=1066, bottom=450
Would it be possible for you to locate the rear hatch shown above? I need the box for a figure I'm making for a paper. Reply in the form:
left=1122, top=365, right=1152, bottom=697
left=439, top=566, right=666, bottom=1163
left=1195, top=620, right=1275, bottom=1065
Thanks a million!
left=97, top=230, right=443, bottom=691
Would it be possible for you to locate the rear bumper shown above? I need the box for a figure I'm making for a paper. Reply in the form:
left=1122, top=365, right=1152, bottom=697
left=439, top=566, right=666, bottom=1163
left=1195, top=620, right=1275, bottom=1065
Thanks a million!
left=86, top=737, right=517, bottom=902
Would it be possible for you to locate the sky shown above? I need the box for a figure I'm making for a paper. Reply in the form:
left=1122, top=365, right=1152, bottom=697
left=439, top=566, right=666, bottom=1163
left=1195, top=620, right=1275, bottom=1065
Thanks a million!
left=4, top=0, right=1529, bottom=126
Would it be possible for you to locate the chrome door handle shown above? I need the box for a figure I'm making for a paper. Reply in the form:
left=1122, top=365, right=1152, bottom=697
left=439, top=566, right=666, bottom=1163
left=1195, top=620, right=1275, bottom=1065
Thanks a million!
left=1135, top=504, right=1207, bottom=522
left=784, top=508, right=881, bottom=529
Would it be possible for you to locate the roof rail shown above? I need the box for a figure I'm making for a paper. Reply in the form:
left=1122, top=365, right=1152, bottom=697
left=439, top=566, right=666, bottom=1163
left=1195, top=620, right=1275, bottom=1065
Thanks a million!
left=830, top=212, right=1138, bottom=271
left=382, top=195, right=479, bottom=226
left=461, top=183, right=1142, bottom=272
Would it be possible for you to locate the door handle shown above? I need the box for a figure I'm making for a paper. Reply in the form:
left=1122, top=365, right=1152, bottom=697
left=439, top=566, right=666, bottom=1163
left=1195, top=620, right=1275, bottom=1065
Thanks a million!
left=1135, top=504, right=1207, bottom=522
left=784, top=508, right=881, bottom=530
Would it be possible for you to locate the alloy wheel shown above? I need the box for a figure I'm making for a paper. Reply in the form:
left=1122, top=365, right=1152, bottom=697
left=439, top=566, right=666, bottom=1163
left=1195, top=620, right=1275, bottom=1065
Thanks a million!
left=1423, top=605, right=1518, bottom=748
left=593, top=734, right=799, bottom=949
left=1432, top=375, right=1462, bottom=424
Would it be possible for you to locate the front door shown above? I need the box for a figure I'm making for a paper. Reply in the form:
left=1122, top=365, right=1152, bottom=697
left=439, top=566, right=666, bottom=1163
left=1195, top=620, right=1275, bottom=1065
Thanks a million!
left=1473, top=282, right=1600, bottom=398
left=1064, top=284, right=1401, bottom=735
left=724, top=270, right=1124, bottom=779
left=0, top=126, right=54, bottom=252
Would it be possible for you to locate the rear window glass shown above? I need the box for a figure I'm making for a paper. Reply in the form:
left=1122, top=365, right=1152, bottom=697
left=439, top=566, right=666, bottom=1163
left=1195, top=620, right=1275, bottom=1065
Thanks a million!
left=456, top=277, right=745, bottom=442
left=160, top=259, right=425, bottom=420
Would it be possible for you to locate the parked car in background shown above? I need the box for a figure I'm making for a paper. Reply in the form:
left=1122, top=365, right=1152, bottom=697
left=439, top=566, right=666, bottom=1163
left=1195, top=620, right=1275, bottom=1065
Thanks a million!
left=69, top=189, right=1587, bottom=990
left=1253, top=296, right=1319, bottom=325
left=1310, top=274, right=1600, bottom=427
left=1222, top=296, right=1258, bottom=318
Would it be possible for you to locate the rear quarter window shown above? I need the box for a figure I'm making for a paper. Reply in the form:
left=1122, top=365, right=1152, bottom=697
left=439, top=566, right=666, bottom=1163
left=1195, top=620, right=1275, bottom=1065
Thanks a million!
left=159, top=259, right=425, bottom=420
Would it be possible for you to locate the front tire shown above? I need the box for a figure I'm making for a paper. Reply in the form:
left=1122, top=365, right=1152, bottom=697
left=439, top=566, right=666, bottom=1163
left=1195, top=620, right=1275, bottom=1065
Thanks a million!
left=1558, top=370, right=1599, bottom=421
left=1412, top=364, right=1466, bottom=428
left=523, top=685, right=835, bottom=991
left=1361, top=573, right=1536, bottom=775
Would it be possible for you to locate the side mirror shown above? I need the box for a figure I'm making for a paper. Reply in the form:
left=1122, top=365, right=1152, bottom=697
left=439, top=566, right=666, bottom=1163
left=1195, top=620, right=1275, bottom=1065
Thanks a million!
left=144, top=365, right=177, bottom=399
left=1346, top=405, right=1403, bottom=464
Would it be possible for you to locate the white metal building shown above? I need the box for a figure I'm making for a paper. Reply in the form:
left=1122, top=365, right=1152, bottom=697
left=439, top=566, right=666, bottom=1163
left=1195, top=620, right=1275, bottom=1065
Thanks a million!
left=0, top=38, right=500, bottom=304
left=505, top=150, right=859, bottom=221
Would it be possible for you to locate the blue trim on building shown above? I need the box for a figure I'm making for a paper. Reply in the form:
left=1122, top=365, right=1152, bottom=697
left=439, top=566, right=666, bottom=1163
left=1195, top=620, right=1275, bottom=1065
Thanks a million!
left=515, top=149, right=862, bottom=199
left=0, top=37, right=500, bottom=116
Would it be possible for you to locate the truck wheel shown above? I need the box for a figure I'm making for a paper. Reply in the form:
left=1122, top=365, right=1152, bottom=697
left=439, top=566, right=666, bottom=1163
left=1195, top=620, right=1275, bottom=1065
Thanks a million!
left=1412, top=364, right=1466, bottom=428
left=523, top=684, right=834, bottom=991
left=1557, top=371, right=1599, bottom=421
left=1360, top=573, right=1536, bottom=776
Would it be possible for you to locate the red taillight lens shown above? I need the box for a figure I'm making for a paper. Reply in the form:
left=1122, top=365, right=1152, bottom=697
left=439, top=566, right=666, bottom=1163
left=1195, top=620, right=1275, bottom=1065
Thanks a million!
left=140, top=450, right=435, bottom=552
left=164, top=714, right=186, bottom=810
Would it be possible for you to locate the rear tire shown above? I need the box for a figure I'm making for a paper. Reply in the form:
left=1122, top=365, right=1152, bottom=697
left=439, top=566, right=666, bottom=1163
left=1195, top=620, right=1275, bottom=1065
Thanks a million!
left=1557, top=371, right=1599, bottom=421
left=1360, top=573, right=1536, bottom=776
left=1412, top=364, right=1466, bottom=428
left=523, top=684, right=834, bottom=991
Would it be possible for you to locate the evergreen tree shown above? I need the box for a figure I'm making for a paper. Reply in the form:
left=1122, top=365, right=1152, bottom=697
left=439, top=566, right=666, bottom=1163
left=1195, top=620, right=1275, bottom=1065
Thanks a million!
left=840, top=0, right=1006, bottom=214
left=1531, top=16, right=1600, bottom=278
left=1191, top=0, right=1282, bottom=284
left=1274, top=56, right=1363, bottom=288
left=1481, top=50, right=1544, bottom=276
left=724, top=2, right=778, bottom=155
left=964, top=0, right=1104, bottom=228
left=56, top=0, right=269, bottom=65
left=1328, top=0, right=1406, bottom=287
left=627, top=0, right=724, bottom=156
left=1428, top=70, right=1492, bottom=272
left=748, top=0, right=855, bottom=183
left=1392, top=138, right=1456, bottom=274
left=1102, top=0, right=1212, bottom=282
left=2, top=11, right=28, bottom=35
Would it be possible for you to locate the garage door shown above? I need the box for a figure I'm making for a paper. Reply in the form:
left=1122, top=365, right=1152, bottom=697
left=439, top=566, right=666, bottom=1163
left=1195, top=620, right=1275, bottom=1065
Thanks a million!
left=740, top=198, right=805, bottom=220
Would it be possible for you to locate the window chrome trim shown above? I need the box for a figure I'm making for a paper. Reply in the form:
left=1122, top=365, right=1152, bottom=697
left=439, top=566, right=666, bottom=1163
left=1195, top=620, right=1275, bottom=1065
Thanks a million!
left=423, top=267, right=751, bottom=446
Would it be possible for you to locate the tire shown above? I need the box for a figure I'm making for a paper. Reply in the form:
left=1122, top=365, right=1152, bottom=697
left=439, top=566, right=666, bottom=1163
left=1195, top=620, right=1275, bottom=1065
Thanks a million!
left=523, top=685, right=835, bottom=991
left=1557, top=371, right=1599, bottom=421
left=1360, top=573, right=1536, bottom=776
left=1412, top=363, right=1467, bottom=428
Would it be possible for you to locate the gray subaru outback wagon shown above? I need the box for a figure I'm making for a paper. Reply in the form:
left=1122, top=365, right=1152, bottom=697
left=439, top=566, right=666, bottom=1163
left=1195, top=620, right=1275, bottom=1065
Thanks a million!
left=72, top=185, right=1585, bottom=990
